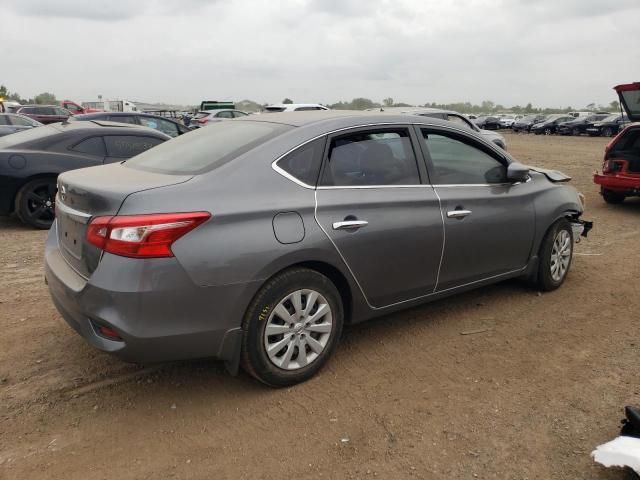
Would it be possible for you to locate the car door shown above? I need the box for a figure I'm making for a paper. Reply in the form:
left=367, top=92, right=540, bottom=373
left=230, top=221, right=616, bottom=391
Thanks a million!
left=417, top=127, right=536, bottom=291
left=314, top=126, right=444, bottom=308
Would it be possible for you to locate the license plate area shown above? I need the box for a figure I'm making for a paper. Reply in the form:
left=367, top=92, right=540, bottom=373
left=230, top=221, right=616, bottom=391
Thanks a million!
left=58, top=213, right=84, bottom=260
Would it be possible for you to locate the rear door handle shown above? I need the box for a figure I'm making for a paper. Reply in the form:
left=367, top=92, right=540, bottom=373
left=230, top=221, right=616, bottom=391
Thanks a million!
left=446, top=209, right=472, bottom=219
left=332, top=220, right=369, bottom=230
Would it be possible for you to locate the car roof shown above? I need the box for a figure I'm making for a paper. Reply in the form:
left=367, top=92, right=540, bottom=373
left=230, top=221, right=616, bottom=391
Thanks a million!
left=235, top=110, right=456, bottom=129
left=18, top=104, right=59, bottom=108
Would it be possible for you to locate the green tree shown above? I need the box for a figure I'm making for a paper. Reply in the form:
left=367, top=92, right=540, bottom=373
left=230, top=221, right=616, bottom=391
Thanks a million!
left=383, top=97, right=394, bottom=107
left=34, top=92, right=57, bottom=105
left=0, top=85, right=7, bottom=98
left=609, top=100, right=620, bottom=111
left=282, top=98, right=293, bottom=104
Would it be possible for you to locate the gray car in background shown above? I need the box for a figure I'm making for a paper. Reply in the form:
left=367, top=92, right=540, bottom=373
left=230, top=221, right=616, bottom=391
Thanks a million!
left=368, top=107, right=507, bottom=149
left=0, top=113, right=42, bottom=137
left=45, top=111, right=591, bottom=387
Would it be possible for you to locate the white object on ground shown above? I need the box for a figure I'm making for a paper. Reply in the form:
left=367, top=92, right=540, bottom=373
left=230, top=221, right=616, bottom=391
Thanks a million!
left=592, top=436, right=640, bottom=473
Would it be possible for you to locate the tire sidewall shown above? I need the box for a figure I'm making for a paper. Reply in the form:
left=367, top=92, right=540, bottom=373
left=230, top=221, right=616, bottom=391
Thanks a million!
left=242, top=269, right=344, bottom=387
left=538, top=219, right=573, bottom=291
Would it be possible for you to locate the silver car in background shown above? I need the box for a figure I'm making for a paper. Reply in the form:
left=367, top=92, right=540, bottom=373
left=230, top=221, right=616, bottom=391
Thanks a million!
left=45, top=111, right=591, bottom=387
left=369, top=107, right=507, bottom=149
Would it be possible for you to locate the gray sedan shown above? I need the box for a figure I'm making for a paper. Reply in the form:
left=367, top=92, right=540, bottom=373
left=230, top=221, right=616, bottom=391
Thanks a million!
left=45, top=111, right=592, bottom=387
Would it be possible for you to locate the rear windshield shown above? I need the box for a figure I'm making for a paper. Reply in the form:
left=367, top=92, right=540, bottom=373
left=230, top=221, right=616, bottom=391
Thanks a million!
left=193, top=112, right=210, bottom=119
left=264, top=107, right=286, bottom=113
left=124, top=120, right=291, bottom=175
left=0, top=124, right=56, bottom=149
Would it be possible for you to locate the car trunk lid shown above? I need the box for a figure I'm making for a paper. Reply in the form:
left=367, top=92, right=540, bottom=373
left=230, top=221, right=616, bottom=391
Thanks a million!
left=614, top=82, right=640, bottom=122
left=55, top=163, right=192, bottom=278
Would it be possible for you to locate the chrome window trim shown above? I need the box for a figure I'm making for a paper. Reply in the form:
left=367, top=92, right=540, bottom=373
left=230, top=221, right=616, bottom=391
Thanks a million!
left=271, top=120, right=511, bottom=189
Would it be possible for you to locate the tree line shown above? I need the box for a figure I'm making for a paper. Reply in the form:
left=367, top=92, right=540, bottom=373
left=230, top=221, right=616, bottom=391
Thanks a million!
left=1, top=83, right=621, bottom=114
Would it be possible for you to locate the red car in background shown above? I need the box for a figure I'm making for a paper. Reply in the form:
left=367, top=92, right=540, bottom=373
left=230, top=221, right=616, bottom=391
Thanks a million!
left=593, top=82, right=640, bottom=203
left=60, top=100, right=102, bottom=114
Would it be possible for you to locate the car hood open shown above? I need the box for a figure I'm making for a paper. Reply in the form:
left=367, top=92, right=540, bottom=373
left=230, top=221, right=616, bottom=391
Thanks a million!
left=614, top=82, right=640, bottom=122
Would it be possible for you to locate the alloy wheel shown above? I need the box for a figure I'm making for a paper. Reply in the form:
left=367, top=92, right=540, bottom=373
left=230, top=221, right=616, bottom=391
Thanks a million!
left=25, top=182, right=56, bottom=224
left=550, top=229, right=571, bottom=282
left=264, top=289, right=333, bottom=370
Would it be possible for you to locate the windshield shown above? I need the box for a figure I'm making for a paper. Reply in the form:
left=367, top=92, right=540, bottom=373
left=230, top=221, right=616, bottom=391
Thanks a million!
left=600, top=114, right=619, bottom=122
left=0, top=124, right=56, bottom=149
left=125, top=120, right=292, bottom=175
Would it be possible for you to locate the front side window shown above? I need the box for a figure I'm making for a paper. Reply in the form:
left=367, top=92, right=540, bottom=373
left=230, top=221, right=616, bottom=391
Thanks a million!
left=104, top=135, right=164, bottom=158
left=276, top=138, right=325, bottom=186
left=320, top=128, right=420, bottom=186
left=421, top=130, right=507, bottom=185
left=154, top=118, right=180, bottom=137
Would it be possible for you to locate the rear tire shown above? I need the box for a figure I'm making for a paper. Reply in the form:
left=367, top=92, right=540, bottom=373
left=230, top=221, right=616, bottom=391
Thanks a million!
left=544, top=127, right=553, bottom=135
left=602, top=188, right=626, bottom=204
left=533, top=219, right=573, bottom=292
left=603, top=127, right=613, bottom=137
left=571, top=127, right=580, bottom=136
left=241, top=268, right=344, bottom=387
left=15, top=178, right=57, bottom=229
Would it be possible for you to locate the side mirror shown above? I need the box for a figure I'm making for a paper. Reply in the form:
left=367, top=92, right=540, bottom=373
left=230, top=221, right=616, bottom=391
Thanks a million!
left=507, top=162, right=529, bottom=182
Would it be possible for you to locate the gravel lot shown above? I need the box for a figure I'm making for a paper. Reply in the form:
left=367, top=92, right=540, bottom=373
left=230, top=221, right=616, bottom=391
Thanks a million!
left=1, top=132, right=638, bottom=479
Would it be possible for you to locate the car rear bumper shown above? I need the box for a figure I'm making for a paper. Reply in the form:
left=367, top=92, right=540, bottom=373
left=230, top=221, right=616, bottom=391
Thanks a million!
left=593, top=173, right=640, bottom=193
left=44, top=221, right=258, bottom=365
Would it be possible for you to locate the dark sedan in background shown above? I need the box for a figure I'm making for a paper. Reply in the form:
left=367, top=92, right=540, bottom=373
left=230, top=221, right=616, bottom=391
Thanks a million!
left=474, top=115, right=501, bottom=130
left=586, top=114, right=630, bottom=137
left=16, top=105, right=73, bottom=124
left=512, top=114, right=547, bottom=133
left=71, top=112, right=191, bottom=137
left=530, top=114, right=575, bottom=135
left=46, top=111, right=591, bottom=387
left=557, top=113, right=611, bottom=136
left=0, top=114, right=43, bottom=137
left=0, top=121, right=170, bottom=228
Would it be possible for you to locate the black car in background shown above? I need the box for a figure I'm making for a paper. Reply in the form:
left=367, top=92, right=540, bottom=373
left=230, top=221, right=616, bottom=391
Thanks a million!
left=586, top=114, right=630, bottom=137
left=530, top=114, right=575, bottom=135
left=70, top=112, right=191, bottom=137
left=0, top=121, right=170, bottom=228
left=557, top=113, right=611, bottom=136
left=474, top=115, right=501, bottom=130
left=512, top=114, right=547, bottom=133
left=0, top=114, right=43, bottom=137
left=16, top=105, right=73, bottom=124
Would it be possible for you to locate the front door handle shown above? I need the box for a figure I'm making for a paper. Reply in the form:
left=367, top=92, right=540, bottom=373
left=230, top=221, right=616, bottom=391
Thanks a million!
left=332, top=220, right=369, bottom=230
left=446, top=209, right=472, bottom=219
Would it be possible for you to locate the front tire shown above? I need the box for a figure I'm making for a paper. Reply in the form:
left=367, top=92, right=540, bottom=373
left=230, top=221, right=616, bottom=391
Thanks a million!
left=534, top=219, right=574, bottom=292
left=15, top=178, right=57, bottom=229
left=603, top=127, right=613, bottom=137
left=544, top=127, right=553, bottom=135
left=241, top=268, right=344, bottom=387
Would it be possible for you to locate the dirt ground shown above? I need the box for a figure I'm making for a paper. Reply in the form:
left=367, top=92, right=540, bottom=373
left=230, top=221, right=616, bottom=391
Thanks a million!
left=1, top=132, right=639, bottom=480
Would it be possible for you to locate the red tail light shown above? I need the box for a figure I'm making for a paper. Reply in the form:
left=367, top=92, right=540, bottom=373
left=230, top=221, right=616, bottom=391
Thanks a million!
left=86, top=212, right=211, bottom=258
left=197, top=118, right=207, bottom=124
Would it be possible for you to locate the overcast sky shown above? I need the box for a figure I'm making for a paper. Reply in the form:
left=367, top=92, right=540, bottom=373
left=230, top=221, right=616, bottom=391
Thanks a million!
left=1, top=0, right=638, bottom=108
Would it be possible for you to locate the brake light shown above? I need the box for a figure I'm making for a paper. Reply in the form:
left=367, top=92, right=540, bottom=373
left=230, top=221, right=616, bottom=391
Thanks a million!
left=86, top=212, right=210, bottom=258
left=197, top=118, right=207, bottom=124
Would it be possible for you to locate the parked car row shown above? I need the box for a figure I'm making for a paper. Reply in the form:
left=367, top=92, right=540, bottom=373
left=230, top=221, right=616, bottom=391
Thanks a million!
left=507, top=112, right=629, bottom=137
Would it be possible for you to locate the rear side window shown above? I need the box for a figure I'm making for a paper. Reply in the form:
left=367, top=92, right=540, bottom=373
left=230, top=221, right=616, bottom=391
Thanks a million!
left=294, top=106, right=322, bottom=111
left=104, top=135, right=164, bottom=158
left=421, top=130, right=507, bottom=184
left=320, top=128, right=421, bottom=187
left=276, top=138, right=325, bottom=186
left=71, top=136, right=106, bottom=156
left=233, top=111, right=248, bottom=118
left=125, top=121, right=291, bottom=174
